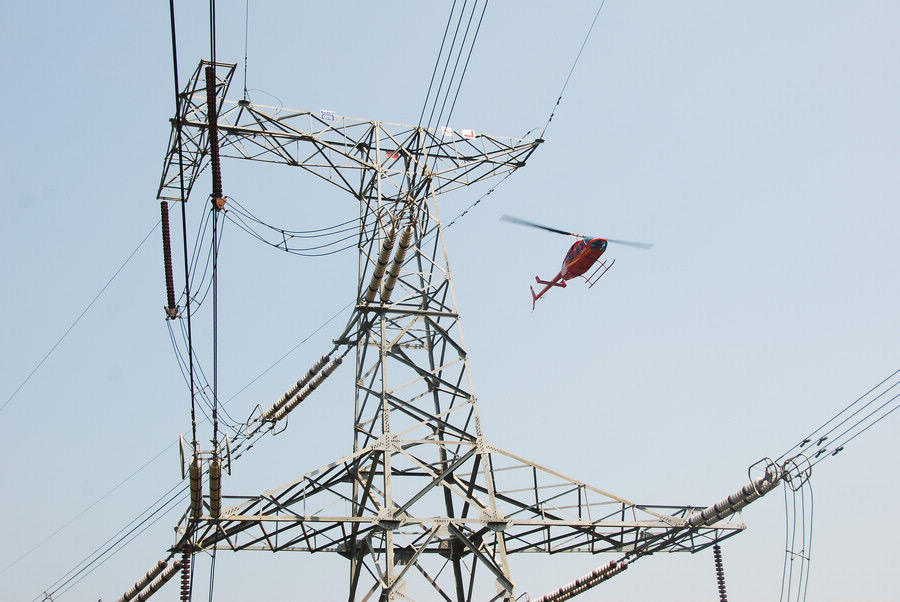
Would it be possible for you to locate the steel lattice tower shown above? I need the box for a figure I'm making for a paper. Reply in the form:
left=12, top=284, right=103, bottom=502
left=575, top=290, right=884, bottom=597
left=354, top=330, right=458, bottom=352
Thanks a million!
left=155, top=62, right=768, bottom=602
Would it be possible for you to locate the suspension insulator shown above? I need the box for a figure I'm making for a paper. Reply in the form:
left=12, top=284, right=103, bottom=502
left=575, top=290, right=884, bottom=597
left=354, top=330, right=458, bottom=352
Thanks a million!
left=179, top=551, right=191, bottom=602
left=204, top=65, right=224, bottom=204
left=262, top=355, right=330, bottom=420
left=208, top=456, right=222, bottom=519
left=364, top=226, right=397, bottom=303
left=188, top=456, right=203, bottom=519
left=272, top=357, right=343, bottom=422
left=160, top=202, right=178, bottom=319
left=713, top=544, right=728, bottom=602
left=381, top=225, right=414, bottom=302
left=119, top=560, right=167, bottom=602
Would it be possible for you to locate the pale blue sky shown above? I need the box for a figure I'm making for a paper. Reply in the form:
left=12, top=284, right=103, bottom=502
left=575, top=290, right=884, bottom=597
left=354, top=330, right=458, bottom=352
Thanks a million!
left=1, top=2, right=898, bottom=600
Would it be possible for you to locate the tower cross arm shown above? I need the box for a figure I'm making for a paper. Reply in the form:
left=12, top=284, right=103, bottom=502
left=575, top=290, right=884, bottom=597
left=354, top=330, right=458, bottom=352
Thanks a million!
left=157, top=60, right=542, bottom=203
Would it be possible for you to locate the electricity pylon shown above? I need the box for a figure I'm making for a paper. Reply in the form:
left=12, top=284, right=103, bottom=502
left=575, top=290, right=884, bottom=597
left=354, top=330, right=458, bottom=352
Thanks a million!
left=156, top=61, right=762, bottom=601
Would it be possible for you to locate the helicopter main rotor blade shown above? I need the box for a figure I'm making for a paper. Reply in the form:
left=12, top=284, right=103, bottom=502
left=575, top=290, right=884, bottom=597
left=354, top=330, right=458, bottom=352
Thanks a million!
left=606, top=238, right=653, bottom=250
left=501, top=215, right=652, bottom=248
left=500, top=214, right=582, bottom=237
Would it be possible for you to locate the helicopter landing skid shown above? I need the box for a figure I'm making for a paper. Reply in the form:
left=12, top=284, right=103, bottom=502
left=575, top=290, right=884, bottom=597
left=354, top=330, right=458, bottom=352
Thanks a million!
left=585, top=258, right=615, bottom=288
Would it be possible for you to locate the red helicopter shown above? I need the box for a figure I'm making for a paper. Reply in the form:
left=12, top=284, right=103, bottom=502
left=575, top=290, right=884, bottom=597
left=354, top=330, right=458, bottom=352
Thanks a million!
left=500, top=215, right=652, bottom=309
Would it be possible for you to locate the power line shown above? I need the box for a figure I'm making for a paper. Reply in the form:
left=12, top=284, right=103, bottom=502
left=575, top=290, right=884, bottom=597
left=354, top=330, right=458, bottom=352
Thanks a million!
left=36, top=482, right=187, bottom=601
left=1, top=220, right=159, bottom=416
left=443, top=0, right=489, bottom=132
left=542, top=0, right=608, bottom=138
left=420, top=0, right=486, bottom=134
left=779, top=369, right=900, bottom=467
left=35, top=299, right=354, bottom=598
left=223, top=197, right=369, bottom=256
left=227, top=197, right=361, bottom=237
left=167, top=320, right=240, bottom=435
left=0, top=443, right=175, bottom=577
left=428, top=0, right=489, bottom=134
left=421, top=1, right=608, bottom=236
left=780, top=478, right=813, bottom=602
left=418, top=0, right=459, bottom=129
left=168, top=0, right=201, bottom=460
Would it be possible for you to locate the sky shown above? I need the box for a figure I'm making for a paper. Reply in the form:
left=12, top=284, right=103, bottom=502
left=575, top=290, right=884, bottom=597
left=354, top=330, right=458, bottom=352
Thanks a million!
left=1, top=1, right=898, bottom=601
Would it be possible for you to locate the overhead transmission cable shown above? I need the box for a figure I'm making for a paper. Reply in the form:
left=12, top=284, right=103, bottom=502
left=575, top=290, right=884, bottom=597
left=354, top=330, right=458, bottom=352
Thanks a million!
left=417, top=0, right=457, bottom=129
left=223, top=196, right=369, bottom=256
left=26, top=0, right=202, bottom=595
left=174, top=205, right=219, bottom=317
left=49, top=488, right=188, bottom=600
left=187, top=201, right=215, bottom=306
left=427, top=0, right=488, bottom=134
left=34, top=299, right=353, bottom=599
left=434, top=1, right=608, bottom=233
left=421, top=0, right=466, bottom=132
left=168, top=0, right=201, bottom=459
left=541, top=0, right=607, bottom=138
left=34, top=481, right=187, bottom=601
left=418, top=0, right=488, bottom=135
left=180, top=316, right=240, bottom=429
left=0, top=220, right=159, bottom=416
left=778, top=368, right=900, bottom=467
left=207, top=1, right=222, bottom=598
left=167, top=320, right=240, bottom=435
left=771, top=368, right=899, bottom=602
left=0, top=442, right=174, bottom=578
left=780, top=478, right=813, bottom=602
left=444, top=1, right=488, bottom=128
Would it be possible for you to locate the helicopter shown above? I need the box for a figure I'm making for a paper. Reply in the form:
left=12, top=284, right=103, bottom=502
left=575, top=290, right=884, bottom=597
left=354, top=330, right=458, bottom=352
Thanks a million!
left=500, top=215, right=652, bottom=309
